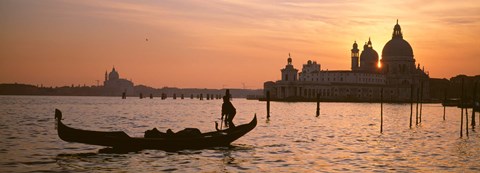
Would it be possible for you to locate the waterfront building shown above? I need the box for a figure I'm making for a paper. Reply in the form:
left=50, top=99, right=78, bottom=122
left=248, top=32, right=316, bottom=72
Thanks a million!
left=103, top=67, right=134, bottom=96
left=264, top=21, right=429, bottom=102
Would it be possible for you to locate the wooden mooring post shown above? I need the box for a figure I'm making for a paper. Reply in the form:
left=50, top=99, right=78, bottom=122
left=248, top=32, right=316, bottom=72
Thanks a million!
left=266, top=91, right=270, bottom=119
left=466, top=103, right=469, bottom=136
left=380, top=88, right=384, bottom=133
left=460, top=78, right=464, bottom=138
left=149, top=94, right=153, bottom=99
left=161, top=93, right=166, bottom=100
left=139, top=93, right=143, bottom=99
left=416, top=87, right=419, bottom=125
left=443, top=88, right=447, bottom=121
left=410, top=84, right=413, bottom=128
left=465, top=82, right=469, bottom=136
left=419, top=81, right=423, bottom=123
left=316, top=93, right=320, bottom=117
left=122, top=92, right=126, bottom=99
left=472, top=81, right=477, bottom=129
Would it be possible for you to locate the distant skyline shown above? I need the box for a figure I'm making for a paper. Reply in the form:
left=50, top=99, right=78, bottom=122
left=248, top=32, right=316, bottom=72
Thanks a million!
left=1, top=0, right=479, bottom=89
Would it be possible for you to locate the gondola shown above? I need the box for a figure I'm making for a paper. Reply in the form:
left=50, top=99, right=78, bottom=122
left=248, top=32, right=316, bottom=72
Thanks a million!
left=54, top=109, right=256, bottom=151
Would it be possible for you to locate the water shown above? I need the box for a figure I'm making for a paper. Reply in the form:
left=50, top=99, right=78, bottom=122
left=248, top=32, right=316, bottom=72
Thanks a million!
left=0, top=96, right=479, bottom=172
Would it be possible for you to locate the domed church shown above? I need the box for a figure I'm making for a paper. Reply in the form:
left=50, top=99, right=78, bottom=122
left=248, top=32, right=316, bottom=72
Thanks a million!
left=103, top=67, right=134, bottom=96
left=263, top=20, right=430, bottom=102
left=381, top=20, right=429, bottom=98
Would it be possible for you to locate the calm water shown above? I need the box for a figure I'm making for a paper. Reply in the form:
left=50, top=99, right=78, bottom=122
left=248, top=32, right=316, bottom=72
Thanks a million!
left=0, top=96, right=479, bottom=172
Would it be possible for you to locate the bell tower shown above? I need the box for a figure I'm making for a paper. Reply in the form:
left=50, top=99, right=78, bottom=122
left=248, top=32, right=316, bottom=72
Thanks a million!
left=351, top=41, right=359, bottom=71
left=104, top=70, right=108, bottom=82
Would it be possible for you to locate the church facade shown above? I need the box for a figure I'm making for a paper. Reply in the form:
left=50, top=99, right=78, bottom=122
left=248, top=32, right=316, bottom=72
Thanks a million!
left=264, top=21, right=430, bottom=102
left=103, top=67, right=134, bottom=96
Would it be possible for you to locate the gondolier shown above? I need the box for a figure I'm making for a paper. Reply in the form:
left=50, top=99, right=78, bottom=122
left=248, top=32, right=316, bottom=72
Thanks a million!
left=222, top=95, right=236, bottom=128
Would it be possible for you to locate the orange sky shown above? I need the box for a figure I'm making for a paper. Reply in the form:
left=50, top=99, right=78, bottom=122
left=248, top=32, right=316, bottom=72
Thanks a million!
left=1, top=0, right=479, bottom=89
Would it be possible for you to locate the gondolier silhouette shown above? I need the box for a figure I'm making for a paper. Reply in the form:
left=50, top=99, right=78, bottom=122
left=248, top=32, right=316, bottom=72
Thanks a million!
left=222, top=95, right=236, bottom=128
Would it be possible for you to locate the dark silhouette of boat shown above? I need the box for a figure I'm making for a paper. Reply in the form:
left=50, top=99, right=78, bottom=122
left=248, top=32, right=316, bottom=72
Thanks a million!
left=54, top=109, right=256, bottom=151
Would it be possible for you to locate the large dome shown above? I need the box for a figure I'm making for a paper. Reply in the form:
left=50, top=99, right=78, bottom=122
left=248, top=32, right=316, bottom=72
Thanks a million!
left=382, top=21, right=414, bottom=58
left=382, top=38, right=413, bottom=57
left=109, top=67, right=119, bottom=80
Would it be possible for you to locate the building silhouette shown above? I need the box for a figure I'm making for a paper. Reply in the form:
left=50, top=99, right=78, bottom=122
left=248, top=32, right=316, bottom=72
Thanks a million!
left=103, top=67, right=134, bottom=96
left=264, top=21, right=429, bottom=102
left=352, top=38, right=380, bottom=73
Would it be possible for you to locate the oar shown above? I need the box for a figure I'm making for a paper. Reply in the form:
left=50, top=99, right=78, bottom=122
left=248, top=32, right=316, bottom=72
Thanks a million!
left=220, top=114, right=224, bottom=130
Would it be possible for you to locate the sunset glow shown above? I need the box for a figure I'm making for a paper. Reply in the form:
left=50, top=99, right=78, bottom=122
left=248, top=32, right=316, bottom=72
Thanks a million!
left=1, top=0, right=479, bottom=89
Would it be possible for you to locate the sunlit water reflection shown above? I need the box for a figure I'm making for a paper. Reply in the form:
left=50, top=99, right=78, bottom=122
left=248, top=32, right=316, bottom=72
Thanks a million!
left=0, top=96, right=479, bottom=172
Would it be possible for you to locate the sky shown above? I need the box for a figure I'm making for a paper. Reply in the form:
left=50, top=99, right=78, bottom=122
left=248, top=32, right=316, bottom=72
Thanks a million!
left=1, top=0, right=479, bottom=89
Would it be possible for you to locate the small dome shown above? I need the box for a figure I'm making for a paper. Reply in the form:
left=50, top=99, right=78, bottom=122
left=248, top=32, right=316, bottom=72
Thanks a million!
left=352, top=41, right=358, bottom=48
left=382, top=38, right=413, bottom=57
left=360, top=48, right=379, bottom=62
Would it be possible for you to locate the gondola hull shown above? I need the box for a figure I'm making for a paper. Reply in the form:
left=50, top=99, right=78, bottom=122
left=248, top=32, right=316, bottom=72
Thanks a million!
left=55, top=109, right=256, bottom=151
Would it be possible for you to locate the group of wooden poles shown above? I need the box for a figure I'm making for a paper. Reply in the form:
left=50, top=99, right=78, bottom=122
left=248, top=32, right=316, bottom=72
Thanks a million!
left=265, top=80, right=478, bottom=136
left=122, top=81, right=478, bottom=137
left=264, top=90, right=323, bottom=121
left=377, top=80, right=477, bottom=135
left=458, top=79, right=478, bottom=137
left=123, top=92, right=224, bottom=100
